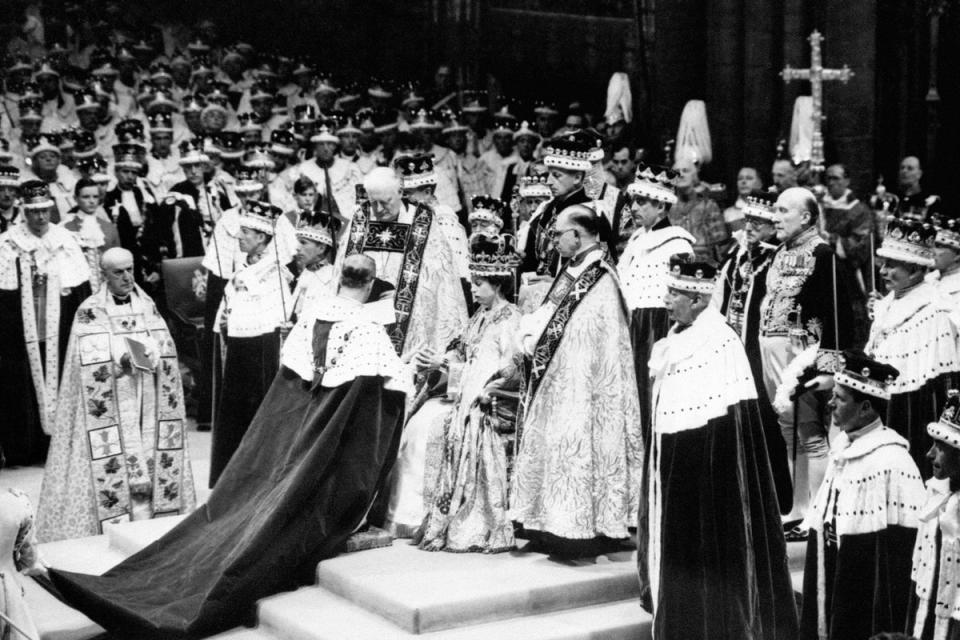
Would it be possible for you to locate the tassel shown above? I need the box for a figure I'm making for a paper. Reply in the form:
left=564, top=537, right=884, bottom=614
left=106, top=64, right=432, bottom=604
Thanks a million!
left=675, top=100, right=712, bottom=165
left=604, top=72, right=633, bottom=126
left=789, top=96, right=814, bottom=165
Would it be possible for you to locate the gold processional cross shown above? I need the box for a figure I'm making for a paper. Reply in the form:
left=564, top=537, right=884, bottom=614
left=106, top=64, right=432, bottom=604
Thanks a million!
left=780, top=30, right=854, bottom=173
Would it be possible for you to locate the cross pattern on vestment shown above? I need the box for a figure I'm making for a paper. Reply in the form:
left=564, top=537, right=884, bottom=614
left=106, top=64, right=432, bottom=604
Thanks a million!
left=90, top=427, right=122, bottom=459
left=158, top=421, right=183, bottom=450
left=780, top=30, right=854, bottom=172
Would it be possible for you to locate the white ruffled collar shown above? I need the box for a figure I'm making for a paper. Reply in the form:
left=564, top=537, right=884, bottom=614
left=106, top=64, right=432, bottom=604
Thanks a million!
left=627, top=223, right=695, bottom=252
left=872, top=280, right=943, bottom=333
left=831, top=423, right=909, bottom=461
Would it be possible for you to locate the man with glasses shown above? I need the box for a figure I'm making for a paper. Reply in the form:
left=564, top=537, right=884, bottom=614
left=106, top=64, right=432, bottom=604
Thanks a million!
left=714, top=191, right=791, bottom=512
left=513, top=203, right=641, bottom=557
left=616, top=163, right=694, bottom=447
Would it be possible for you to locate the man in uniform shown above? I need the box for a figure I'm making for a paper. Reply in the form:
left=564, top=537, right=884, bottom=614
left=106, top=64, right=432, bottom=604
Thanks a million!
left=760, top=187, right=857, bottom=535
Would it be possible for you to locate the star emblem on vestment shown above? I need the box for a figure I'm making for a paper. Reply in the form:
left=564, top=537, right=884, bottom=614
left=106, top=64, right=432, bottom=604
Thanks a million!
left=376, top=228, right=395, bottom=244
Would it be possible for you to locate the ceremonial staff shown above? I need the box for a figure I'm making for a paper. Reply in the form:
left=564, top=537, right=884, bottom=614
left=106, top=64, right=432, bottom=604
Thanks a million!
left=201, top=178, right=228, bottom=427
left=271, top=212, right=290, bottom=363
left=0, top=610, right=39, bottom=640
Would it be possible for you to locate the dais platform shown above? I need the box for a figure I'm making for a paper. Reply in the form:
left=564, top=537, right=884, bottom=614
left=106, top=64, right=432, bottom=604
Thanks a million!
left=33, top=516, right=807, bottom=639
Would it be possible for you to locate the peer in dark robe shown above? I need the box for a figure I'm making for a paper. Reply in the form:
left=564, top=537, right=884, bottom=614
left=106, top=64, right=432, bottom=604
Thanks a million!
left=102, top=146, right=162, bottom=296
left=869, top=217, right=960, bottom=477
left=640, top=254, right=798, bottom=640
left=909, top=391, right=960, bottom=640
left=616, top=164, right=694, bottom=449
left=714, top=192, right=791, bottom=513
left=0, top=182, right=91, bottom=466
left=196, top=168, right=296, bottom=431
left=799, top=352, right=924, bottom=640
left=48, top=259, right=410, bottom=639
left=209, top=201, right=292, bottom=487
left=518, top=135, right=593, bottom=279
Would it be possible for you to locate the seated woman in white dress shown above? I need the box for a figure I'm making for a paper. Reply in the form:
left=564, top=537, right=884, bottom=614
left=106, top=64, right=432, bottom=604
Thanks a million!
left=1, top=446, right=46, bottom=640
left=384, top=234, right=522, bottom=548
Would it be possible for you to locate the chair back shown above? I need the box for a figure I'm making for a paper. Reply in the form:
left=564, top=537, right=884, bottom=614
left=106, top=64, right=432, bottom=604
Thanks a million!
left=161, top=257, right=205, bottom=324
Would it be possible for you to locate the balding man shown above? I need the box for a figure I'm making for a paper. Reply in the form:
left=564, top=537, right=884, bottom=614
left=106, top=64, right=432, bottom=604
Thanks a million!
left=512, top=204, right=642, bottom=556
left=771, top=159, right=798, bottom=194
left=37, top=247, right=196, bottom=542
left=758, top=187, right=858, bottom=537
left=897, top=155, right=941, bottom=221
left=337, top=167, right=467, bottom=361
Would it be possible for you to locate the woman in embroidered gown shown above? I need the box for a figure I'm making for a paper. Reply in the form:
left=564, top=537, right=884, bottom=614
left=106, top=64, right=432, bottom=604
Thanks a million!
left=383, top=234, right=521, bottom=543
left=1, top=448, right=45, bottom=640
left=415, top=233, right=522, bottom=553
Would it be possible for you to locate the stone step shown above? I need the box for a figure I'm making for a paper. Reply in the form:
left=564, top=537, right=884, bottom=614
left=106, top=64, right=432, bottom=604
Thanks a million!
left=314, top=540, right=640, bottom=635
left=258, top=586, right=649, bottom=640
left=207, top=627, right=279, bottom=639
left=23, top=577, right=104, bottom=640
left=787, top=539, right=807, bottom=573
left=39, top=533, right=125, bottom=576
left=104, top=514, right=188, bottom=556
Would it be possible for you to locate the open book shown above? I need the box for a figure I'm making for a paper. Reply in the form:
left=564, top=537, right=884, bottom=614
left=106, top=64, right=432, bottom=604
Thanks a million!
left=124, top=336, right=154, bottom=372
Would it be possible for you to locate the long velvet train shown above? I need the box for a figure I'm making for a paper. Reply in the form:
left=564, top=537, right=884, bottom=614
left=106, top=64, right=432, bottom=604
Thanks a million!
left=49, top=369, right=405, bottom=639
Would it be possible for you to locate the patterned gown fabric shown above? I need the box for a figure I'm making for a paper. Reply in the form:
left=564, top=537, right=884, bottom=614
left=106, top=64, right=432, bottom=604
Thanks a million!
left=0, top=489, right=42, bottom=640
left=416, top=303, right=521, bottom=552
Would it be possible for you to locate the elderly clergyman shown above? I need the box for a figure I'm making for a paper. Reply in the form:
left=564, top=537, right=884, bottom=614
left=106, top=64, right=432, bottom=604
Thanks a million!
left=37, top=247, right=196, bottom=542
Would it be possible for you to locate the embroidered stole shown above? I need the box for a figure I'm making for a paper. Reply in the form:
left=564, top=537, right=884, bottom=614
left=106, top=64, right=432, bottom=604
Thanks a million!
left=17, top=251, right=61, bottom=435
left=345, top=202, right=433, bottom=354
left=73, top=296, right=189, bottom=530
left=517, top=258, right=609, bottom=437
